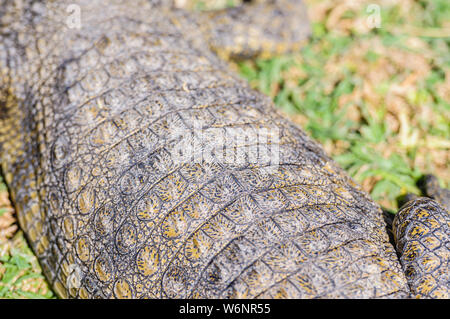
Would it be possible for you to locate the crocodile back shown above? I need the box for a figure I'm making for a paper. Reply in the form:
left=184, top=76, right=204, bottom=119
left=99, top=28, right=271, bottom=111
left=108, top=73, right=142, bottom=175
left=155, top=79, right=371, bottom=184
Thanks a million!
left=0, top=0, right=410, bottom=298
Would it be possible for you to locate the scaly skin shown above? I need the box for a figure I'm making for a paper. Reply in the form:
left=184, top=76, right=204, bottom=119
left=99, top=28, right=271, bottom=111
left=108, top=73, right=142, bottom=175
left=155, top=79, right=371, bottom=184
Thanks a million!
left=0, top=0, right=447, bottom=299
left=394, top=198, right=449, bottom=299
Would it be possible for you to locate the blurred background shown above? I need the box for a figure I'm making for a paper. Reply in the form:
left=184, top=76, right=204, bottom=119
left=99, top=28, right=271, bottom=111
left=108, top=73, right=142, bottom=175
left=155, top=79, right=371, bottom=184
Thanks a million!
left=0, top=0, right=449, bottom=298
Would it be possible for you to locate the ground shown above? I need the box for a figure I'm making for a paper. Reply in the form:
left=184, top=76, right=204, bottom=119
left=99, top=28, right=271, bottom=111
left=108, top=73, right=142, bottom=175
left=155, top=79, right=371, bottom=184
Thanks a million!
left=0, top=0, right=449, bottom=298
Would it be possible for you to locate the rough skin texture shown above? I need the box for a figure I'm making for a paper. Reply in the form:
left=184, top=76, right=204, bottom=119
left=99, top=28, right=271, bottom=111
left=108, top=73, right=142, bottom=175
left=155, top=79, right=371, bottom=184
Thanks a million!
left=199, top=0, right=311, bottom=59
left=420, top=175, right=450, bottom=211
left=393, top=198, right=449, bottom=299
left=0, top=0, right=446, bottom=299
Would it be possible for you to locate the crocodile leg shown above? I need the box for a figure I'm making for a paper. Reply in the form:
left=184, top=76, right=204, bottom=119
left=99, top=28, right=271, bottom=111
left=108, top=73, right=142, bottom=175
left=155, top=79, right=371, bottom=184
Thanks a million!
left=200, top=0, right=311, bottom=59
left=419, top=175, right=450, bottom=211
left=393, top=195, right=449, bottom=298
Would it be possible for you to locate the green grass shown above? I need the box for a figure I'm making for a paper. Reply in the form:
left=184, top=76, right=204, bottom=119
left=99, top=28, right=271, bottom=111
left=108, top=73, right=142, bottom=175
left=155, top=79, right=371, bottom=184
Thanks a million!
left=0, top=232, right=54, bottom=299
left=237, top=0, right=450, bottom=210
left=0, top=176, right=54, bottom=299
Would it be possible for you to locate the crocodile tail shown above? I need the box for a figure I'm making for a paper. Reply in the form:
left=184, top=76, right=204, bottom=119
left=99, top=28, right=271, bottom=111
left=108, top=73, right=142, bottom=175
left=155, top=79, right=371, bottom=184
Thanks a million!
left=393, top=197, right=449, bottom=298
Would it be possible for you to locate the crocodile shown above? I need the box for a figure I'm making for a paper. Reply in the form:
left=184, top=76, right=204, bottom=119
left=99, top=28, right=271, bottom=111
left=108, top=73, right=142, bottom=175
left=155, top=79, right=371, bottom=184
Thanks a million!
left=0, top=0, right=448, bottom=299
